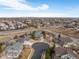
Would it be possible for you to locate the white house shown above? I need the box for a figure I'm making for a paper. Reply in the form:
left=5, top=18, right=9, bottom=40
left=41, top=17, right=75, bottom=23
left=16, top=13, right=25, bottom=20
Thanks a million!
left=61, top=54, right=76, bottom=59
left=5, top=42, right=23, bottom=59
left=0, top=23, right=9, bottom=30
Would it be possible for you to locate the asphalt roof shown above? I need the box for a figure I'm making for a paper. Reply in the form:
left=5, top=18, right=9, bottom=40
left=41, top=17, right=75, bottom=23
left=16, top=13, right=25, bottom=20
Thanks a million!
left=5, top=42, right=23, bottom=54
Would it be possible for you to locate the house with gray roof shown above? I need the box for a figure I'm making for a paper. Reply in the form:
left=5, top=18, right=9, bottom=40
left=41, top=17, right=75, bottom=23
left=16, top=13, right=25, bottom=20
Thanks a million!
left=61, top=54, right=76, bottom=59
left=5, top=42, right=23, bottom=59
left=32, top=31, right=43, bottom=38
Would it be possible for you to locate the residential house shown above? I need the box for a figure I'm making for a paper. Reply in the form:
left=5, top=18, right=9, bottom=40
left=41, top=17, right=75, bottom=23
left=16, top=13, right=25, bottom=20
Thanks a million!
left=53, top=47, right=78, bottom=59
left=5, top=42, right=23, bottom=59
left=61, top=54, right=76, bottom=59
left=0, top=23, right=8, bottom=30
left=31, top=31, right=43, bottom=40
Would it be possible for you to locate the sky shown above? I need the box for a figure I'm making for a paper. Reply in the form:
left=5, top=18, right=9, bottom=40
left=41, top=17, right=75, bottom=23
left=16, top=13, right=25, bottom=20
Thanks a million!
left=0, top=0, right=79, bottom=17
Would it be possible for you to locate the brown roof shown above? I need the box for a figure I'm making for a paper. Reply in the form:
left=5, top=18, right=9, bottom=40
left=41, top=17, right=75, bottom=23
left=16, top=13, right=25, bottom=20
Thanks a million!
left=55, top=47, right=67, bottom=56
left=54, top=47, right=79, bottom=59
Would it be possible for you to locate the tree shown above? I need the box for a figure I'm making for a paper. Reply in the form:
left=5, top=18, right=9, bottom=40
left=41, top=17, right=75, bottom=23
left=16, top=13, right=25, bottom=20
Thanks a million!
left=31, top=31, right=36, bottom=39
left=0, top=43, right=3, bottom=53
left=45, top=42, right=55, bottom=59
left=13, top=35, right=18, bottom=39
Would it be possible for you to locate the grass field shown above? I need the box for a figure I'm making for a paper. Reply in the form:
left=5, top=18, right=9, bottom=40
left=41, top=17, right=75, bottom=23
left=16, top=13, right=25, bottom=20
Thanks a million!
left=0, top=35, right=9, bottom=40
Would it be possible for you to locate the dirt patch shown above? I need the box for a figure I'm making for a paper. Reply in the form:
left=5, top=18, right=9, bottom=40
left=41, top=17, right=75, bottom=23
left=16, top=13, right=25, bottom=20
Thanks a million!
left=18, top=48, right=31, bottom=59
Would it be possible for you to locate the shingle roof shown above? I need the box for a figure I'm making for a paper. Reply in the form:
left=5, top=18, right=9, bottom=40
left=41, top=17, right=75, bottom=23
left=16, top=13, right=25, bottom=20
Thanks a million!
left=5, top=42, right=23, bottom=58
left=54, top=47, right=79, bottom=59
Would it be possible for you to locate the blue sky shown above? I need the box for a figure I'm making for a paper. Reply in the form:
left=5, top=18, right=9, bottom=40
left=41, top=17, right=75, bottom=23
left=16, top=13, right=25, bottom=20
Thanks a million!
left=0, top=0, right=79, bottom=17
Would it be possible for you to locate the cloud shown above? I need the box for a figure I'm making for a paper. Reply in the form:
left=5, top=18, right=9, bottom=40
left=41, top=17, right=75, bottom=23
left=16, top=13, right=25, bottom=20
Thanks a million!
left=0, top=0, right=49, bottom=11
left=0, top=12, right=71, bottom=17
left=27, top=12, right=69, bottom=17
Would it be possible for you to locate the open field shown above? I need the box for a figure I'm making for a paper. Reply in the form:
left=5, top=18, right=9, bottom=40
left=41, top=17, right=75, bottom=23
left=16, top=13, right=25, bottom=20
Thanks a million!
left=51, top=27, right=79, bottom=38
left=0, top=35, right=11, bottom=42
left=0, top=35, right=9, bottom=39
left=0, top=32, right=25, bottom=42
left=0, top=27, right=79, bottom=42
